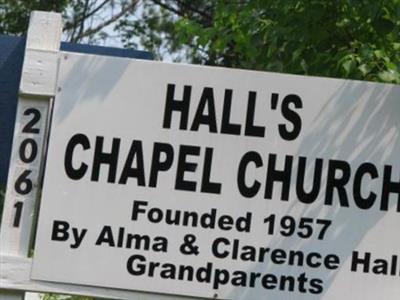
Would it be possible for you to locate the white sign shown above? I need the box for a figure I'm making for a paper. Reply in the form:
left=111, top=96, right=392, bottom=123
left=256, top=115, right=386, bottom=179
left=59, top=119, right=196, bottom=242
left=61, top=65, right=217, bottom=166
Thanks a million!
left=32, top=52, right=400, bottom=300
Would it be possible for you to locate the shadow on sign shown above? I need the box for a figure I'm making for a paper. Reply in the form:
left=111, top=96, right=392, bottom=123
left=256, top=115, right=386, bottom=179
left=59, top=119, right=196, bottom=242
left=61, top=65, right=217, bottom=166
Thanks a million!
left=54, top=54, right=131, bottom=125
left=234, top=81, right=400, bottom=300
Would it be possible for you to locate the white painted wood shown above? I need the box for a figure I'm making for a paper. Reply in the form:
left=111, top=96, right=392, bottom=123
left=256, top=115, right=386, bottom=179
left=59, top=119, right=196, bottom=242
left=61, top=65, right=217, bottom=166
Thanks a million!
left=0, top=9, right=61, bottom=257
left=19, top=11, right=61, bottom=97
left=0, top=10, right=62, bottom=300
left=0, top=98, right=49, bottom=256
left=0, top=10, right=193, bottom=300
left=20, top=50, right=59, bottom=96
left=1, top=255, right=197, bottom=300
left=25, top=293, right=41, bottom=300
left=25, top=11, right=62, bottom=51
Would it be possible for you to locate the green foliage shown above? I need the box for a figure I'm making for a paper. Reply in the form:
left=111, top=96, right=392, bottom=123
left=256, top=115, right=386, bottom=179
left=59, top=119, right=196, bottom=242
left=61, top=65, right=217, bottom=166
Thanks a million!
left=0, top=2, right=397, bottom=300
left=118, top=0, right=400, bottom=83
left=2, top=0, right=398, bottom=82
left=0, top=0, right=69, bottom=35
left=0, top=0, right=136, bottom=43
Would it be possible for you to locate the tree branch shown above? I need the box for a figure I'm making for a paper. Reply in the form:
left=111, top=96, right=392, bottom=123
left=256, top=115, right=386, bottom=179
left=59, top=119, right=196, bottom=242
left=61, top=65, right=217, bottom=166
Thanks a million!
left=150, top=0, right=214, bottom=27
left=64, top=0, right=111, bottom=31
left=175, top=0, right=212, bottom=22
left=75, top=0, right=90, bottom=41
left=75, top=0, right=138, bottom=41
left=149, top=0, right=187, bottom=18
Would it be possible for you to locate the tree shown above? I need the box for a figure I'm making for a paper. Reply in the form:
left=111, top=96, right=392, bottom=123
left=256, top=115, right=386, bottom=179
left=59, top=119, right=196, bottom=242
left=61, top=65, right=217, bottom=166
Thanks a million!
left=0, top=2, right=398, bottom=299
left=0, top=0, right=138, bottom=44
left=0, top=0, right=69, bottom=34
left=117, top=0, right=400, bottom=83
left=1, top=0, right=398, bottom=83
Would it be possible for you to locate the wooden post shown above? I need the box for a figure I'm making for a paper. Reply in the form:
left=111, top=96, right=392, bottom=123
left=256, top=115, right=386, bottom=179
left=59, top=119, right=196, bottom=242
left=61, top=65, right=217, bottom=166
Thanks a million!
left=0, top=11, right=62, bottom=300
left=0, top=10, right=195, bottom=300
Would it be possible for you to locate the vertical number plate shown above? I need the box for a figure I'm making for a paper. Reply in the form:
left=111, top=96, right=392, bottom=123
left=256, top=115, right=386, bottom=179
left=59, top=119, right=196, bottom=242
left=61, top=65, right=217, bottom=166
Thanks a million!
left=0, top=97, right=49, bottom=255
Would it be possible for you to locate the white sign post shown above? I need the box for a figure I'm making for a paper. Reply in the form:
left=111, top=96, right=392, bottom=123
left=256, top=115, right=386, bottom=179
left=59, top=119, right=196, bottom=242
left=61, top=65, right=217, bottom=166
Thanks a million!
left=0, top=11, right=62, bottom=300
left=1, top=11, right=185, bottom=300
left=30, top=52, right=400, bottom=300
